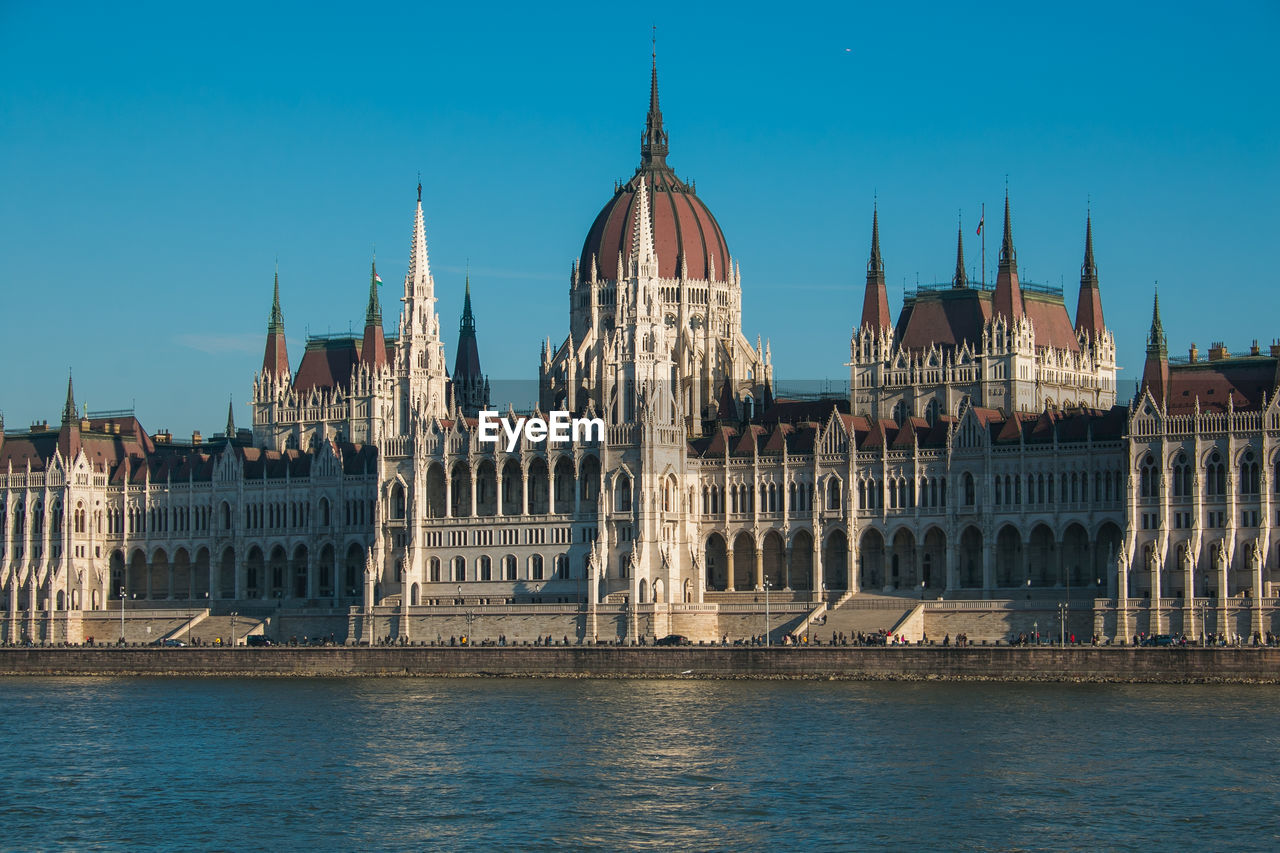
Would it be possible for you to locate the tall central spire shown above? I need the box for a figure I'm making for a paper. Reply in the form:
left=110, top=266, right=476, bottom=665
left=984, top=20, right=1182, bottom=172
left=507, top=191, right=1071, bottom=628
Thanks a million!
left=1074, top=213, right=1105, bottom=335
left=640, top=40, right=668, bottom=167
left=952, top=217, right=967, bottom=288
left=262, top=268, right=290, bottom=376
left=860, top=207, right=891, bottom=332
left=992, top=190, right=1024, bottom=320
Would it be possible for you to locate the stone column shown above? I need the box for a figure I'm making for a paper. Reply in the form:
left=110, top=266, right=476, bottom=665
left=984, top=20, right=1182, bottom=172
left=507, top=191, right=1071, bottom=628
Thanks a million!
left=784, top=542, right=793, bottom=591
left=444, top=470, right=453, bottom=519
left=1253, top=543, right=1265, bottom=641
left=753, top=547, right=763, bottom=592
left=1151, top=551, right=1163, bottom=634
left=1217, top=547, right=1230, bottom=641
left=982, top=539, right=995, bottom=599
left=725, top=544, right=735, bottom=593
left=945, top=539, right=957, bottom=592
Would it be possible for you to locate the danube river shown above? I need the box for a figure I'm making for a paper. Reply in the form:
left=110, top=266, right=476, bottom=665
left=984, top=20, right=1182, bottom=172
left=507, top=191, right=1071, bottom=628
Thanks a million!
left=1, top=678, right=1278, bottom=851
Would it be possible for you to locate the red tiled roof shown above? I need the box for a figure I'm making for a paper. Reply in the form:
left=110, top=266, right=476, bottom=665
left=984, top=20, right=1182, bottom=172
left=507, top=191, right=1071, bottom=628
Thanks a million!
left=1166, top=358, right=1278, bottom=413
left=294, top=338, right=360, bottom=393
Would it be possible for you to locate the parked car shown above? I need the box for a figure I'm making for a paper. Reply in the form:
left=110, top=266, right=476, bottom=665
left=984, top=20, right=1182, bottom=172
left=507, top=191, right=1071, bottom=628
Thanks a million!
left=155, top=638, right=187, bottom=647
left=245, top=635, right=275, bottom=647
left=654, top=634, right=691, bottom=646
left=1141, top=634, right=1177, bottom=647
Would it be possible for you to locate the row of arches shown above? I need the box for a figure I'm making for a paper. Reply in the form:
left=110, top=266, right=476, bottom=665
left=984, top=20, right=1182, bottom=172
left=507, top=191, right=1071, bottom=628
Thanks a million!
left=102, top=542, right=368, bottom=603
left=702, top=522, right=1124, bottom=592
left=402, top=456, right=605, bottom=519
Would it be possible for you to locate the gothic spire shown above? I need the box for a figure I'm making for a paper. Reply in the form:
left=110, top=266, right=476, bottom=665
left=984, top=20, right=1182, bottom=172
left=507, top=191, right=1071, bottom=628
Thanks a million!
left=999, top=191, right=1016, bottom=268
left=952, top=217, right=967, bottom=288
left=639, top=46, right=669, bottom=167
left=460, top=276, right=475, bottom=337
left=365, top=256, right=382, bottom=326
left=992, top=190, right=1025, bottom=320
left=262, top=269, right=290, bottom=376
left=1147, top=287, right=1167, bottom=357
left=226, top=397, right=236, bottom=438
left=268, top=267, right=284, bottom=336
left=362, top=256, right=388, bottom=368
left=1074, top=212, right=1105, bottom=335
left=62, top=372, right=76, bottom=425
left=860, top=207, right=891, bottom=331
left=1141, top=286, right=1169, bottom=405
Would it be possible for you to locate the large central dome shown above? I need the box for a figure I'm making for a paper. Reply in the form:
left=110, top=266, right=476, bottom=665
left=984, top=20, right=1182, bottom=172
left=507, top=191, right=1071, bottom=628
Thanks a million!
left=579, top=61, right=730, bottom=283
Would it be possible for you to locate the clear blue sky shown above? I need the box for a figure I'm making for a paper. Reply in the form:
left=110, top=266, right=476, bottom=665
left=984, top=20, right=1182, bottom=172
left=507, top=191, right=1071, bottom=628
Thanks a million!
left=2, top=1, right=1278, bottom=435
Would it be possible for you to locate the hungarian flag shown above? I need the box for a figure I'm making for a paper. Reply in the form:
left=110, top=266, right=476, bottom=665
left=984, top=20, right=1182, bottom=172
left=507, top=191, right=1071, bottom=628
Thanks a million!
left=374, top=271, right=383, bottom=286
left=975, top=216, right=984, bottom=236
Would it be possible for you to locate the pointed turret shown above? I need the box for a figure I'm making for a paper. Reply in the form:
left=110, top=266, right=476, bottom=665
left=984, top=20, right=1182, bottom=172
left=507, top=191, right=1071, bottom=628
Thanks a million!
left=1074, top=213, right=1105, bottom=335
left=452, top=277, right=489, bottom=418
left=226, top=397, right=236, bottom=438
left=992, top=192, right=1024, bottom=320
left=62, top=373, right=77, bottom=425
left=860, top=208, right=892, bottom=332
left=1141, top=288, right=1169, bottom=406
left=362, top=257, right=388, bottom=368
left=262, top=269, right=290, bottom=376
left=58, top=373, right=81, bottom=461
left=640, top=50, right=668, bottom=167
left=952, top=218, right=968, bottom=288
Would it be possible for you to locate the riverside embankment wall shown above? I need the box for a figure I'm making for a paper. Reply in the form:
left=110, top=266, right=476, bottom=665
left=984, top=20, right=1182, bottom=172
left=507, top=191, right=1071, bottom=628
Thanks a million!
left=2, top=647, right=1280, bottom=682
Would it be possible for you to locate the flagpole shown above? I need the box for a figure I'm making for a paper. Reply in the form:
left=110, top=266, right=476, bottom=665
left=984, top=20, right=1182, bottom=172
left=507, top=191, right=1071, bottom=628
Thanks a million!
left=981, top=202, right=985, bottom=286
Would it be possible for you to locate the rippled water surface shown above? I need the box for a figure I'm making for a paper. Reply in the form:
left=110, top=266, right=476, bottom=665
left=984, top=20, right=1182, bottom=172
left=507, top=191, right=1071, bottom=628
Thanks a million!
left=1, top=678, right=1279, bottom=851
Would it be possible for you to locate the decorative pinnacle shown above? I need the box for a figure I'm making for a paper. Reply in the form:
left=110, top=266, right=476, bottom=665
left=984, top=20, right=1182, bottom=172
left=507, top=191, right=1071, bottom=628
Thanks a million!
left=267, top=269, right=284, bottom=335
left=640, top=43, right=668, bottom=166
left=366, top=256, right=382, bottom=325
left=868, top=207, right=883, bottom=275
left=999, top=191, right=1016, bottom=267
left=226, top=397, right=235, bottom=437
left=1082, top=213, right=1098, bottom=283
left=460, top=276, right=475, bottom=336
left=62, top=371, right=76, bottom=424
left=1147, top=286, right=1167, bottom=356
left=952, top=216, right=967, bottom=288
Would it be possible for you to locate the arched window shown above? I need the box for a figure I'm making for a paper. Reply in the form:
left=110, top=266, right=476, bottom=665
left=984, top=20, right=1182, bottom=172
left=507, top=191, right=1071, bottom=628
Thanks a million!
left=478, top=555, right=492, bottom=581
left=555, top=553, right=569, bottom=579
left=1206, top=452, right=1225, bottom=497
left=616, top=475, right=632, bottom=512
left=1140, top=454, right=1159, bottom=498
left=995, top=476, right=1003, bottom=505
left=530, top=554, right=544, bottom=581
left=924, top=398, right=941, bottom=426
left=452, top=556, right=466, bottom=583
left=827, top=477, right=841, bottom=510
left=1240, top=450, right=1260, bottom=495
left=503, top=554, right=517, bottom=580
left=429, top=557, right=441, bottom=583
left=892, top=399, right=910, bottom=426
left=964, top=472, right=976, bottom=506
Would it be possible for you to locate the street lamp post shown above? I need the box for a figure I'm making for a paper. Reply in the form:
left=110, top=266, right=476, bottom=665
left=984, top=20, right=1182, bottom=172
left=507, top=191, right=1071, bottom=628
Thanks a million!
left=1059, top=601, right=1068, bottom=645
left=920, top=579, right=926, bottom=601
left=119, top=586, right=125, bottom=644
left=1033, top=620, right=1039, bottom=645
left=763, top=577, right=771, bottom=646
left=230, top=611, right=238, bottom=647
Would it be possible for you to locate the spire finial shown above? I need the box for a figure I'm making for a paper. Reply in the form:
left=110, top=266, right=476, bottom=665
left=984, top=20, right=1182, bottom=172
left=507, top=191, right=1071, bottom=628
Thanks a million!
left=62, top=370, right=76, bottom=425
left=417, top=172, right=422, bottom=203
left=1082, top=211, right=1097, bottom=281
left=952, top=215, right=967, bottom=288
left=640, top=39, right=668, bottom=167
left=999, top=189, right=1016, bottom=268
left=460, top=276, right=475, bottom=335
left=366, top=253, right=382, bottom=324
left=868, top=206, right=882, bottom=273
left=267, top=267, right=284, bottom=335
left=226, top=396, right=235, bottom=438
left=1147, top=283, right=1167, bottom=357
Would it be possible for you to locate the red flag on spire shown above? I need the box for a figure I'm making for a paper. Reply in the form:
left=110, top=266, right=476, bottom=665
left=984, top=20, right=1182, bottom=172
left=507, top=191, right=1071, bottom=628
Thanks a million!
left=975, top=215, right=984, bottom=237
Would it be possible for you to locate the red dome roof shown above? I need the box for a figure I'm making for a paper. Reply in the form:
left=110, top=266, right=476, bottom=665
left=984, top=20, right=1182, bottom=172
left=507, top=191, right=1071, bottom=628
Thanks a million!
left=579, top=62, right=730, bottom=283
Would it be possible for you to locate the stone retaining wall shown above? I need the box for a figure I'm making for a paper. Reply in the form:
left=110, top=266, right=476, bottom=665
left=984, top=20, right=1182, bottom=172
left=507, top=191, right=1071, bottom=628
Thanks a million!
left=2, top=647, right=1278, bottom=682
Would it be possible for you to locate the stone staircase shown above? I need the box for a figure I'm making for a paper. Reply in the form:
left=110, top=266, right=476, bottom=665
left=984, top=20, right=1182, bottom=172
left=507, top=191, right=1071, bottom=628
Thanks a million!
left=174, top=613, right=266, bottom=646
left=804, top=593, right=920, bottom=641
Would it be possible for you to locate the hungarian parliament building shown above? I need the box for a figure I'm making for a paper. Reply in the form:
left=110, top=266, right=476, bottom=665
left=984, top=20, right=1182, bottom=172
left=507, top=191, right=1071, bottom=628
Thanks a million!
left=3, top=62, right=1278, bottom=645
